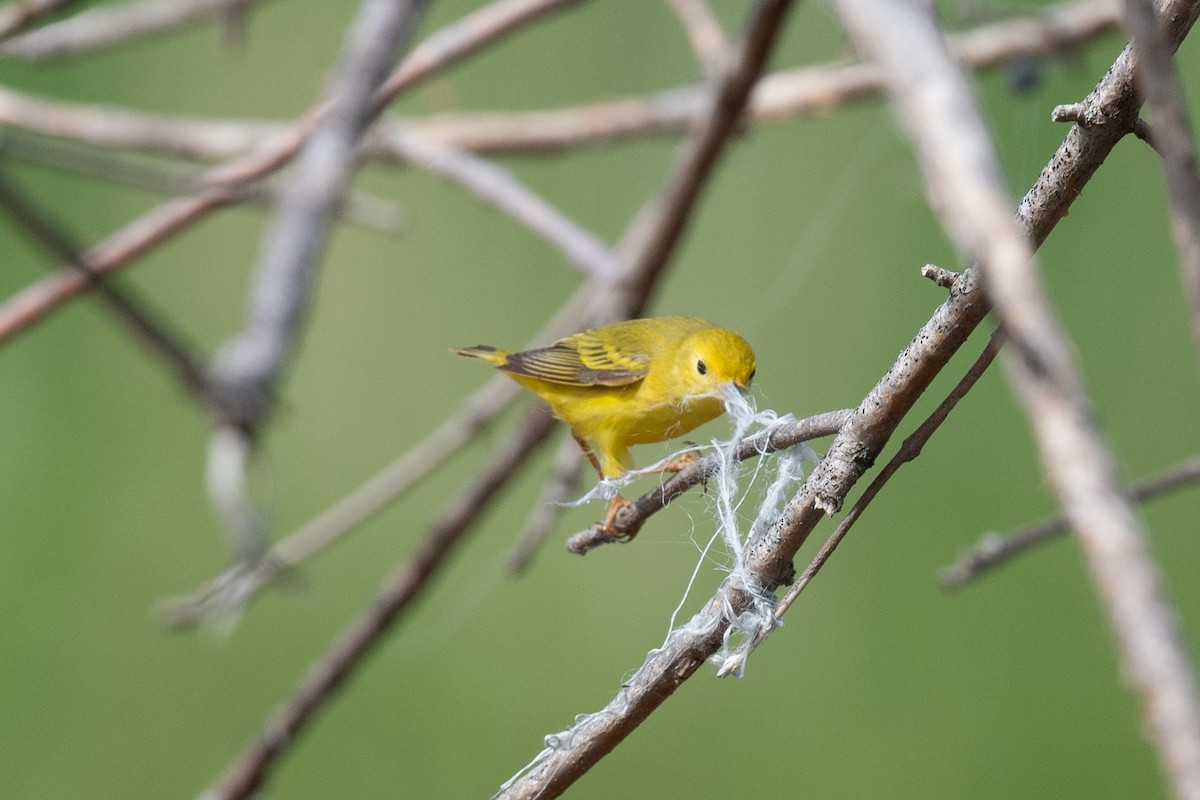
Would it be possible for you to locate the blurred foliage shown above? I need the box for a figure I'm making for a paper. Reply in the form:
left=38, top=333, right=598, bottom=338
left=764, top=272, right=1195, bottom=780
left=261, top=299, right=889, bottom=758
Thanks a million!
left=1, top=1, right=1198, bottom=798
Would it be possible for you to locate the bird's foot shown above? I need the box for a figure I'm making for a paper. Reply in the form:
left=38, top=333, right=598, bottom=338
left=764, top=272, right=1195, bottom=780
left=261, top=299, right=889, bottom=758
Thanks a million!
left=601, top=494, right=634, bottom=539
left=565, top=494, right=642, bottom=554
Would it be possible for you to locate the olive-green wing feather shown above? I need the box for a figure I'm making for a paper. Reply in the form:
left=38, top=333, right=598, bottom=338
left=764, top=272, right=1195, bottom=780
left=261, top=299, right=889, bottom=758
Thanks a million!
left=500, top=329, right=651, bottom=387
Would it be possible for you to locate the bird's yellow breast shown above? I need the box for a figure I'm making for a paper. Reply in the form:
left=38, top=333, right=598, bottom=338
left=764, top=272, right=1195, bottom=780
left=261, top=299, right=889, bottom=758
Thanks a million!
left=511, top=366, right=725, bottom=475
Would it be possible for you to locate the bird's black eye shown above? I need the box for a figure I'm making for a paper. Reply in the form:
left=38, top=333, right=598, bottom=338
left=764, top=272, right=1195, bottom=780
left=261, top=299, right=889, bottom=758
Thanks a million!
left=696, top=359, right=707, bottom=375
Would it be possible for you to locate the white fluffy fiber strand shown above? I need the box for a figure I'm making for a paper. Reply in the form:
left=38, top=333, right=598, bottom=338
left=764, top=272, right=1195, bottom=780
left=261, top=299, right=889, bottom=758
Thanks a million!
left=505, top=388, right=818, bottom=788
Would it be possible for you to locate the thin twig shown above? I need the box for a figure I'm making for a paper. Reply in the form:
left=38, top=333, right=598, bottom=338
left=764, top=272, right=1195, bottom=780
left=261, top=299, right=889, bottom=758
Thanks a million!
left=0, top=0, right=78, bottom=40
left=384, top=125, right=621, bottom=281
left=565, top=408, right=852, bottom=554
left=201, top=406, right=558, bottom=800
left=0, top=130, right=407, bottom=232
left=941, top=455, right=1200, bottom=589
left=0, top=167, right=215, bottom=403
left=719, top=330, right=1004, bottom=675
left=836, top=1, right=1200, bottom=798
left=664, top=0, right=728, bottom=71
left=616, top=1, right=798, bottom=305
left=0, top=0, right=264, bottom=58
left=1122, top=0, right=1200, bottom=372
left=1, top=165, right=247, bottom=327
left=374, top=0, right=586, bottom=106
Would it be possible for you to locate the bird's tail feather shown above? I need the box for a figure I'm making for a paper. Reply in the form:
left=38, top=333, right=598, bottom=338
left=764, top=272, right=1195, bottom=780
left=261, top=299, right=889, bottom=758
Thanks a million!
left=453, top=344, right=508, bottom=366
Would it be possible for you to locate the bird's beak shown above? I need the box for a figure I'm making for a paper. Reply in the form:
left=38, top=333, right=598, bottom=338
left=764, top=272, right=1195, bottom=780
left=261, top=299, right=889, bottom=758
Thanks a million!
left=733, top=381, right=749, bottom=396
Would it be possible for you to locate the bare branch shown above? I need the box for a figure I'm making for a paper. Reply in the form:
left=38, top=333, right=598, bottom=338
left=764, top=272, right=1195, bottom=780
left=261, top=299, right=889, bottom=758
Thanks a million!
left=385, top=125, right=621, bottom=281
left=0, top=185, right=238, bottom=345
left=921, top=262, right=960, bottom=289
left=405, top=0, right=1122, bottom=154
left=834, top=1, right=1200, bottom=798
left=0, top=168, right=214, bottom=403
left=0, top=0, right=264, bottom=59
left=0, top=130, right=406, bottom=232
left=740, top=2, right=1177, bottom=585
left=202, top=406, right=558, bottom=800
left=941, top=455, right=1200, bottom=589
left=664, top=0, right=728, bottom=71
left=374, top=0, right=587, bottom=106
left=614, top=0, right=798, bottom=307
left=0, top=0, right=78, bottom=40
left=1122, top=0, right=1200, bottom=371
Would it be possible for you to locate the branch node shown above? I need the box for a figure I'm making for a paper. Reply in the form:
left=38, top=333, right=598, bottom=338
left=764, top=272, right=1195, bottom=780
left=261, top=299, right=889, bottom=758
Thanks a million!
left=814, top=494, right=840, bottom=516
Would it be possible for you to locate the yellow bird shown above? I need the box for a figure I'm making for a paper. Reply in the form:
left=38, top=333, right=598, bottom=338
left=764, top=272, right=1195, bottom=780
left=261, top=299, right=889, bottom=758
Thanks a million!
left=455, top=316, right=756, bottom=536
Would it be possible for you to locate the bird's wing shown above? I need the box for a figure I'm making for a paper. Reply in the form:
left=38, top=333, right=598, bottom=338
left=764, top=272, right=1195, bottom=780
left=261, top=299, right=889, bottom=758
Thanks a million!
left=500, top=330, right=650, bottom=387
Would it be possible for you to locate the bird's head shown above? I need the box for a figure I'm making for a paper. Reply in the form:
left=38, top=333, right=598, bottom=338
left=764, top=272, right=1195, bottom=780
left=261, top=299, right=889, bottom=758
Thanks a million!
left=679, top=327, right=756, bottom=397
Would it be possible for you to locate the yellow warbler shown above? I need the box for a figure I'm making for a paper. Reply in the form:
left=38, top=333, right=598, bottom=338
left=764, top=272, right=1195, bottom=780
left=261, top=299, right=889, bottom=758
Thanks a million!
left=455, top=316, right=756, bottom=534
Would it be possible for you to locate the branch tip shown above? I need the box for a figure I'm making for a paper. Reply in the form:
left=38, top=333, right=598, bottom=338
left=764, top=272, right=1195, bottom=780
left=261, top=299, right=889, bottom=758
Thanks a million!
left=921, top=263, right=960, bottom=289
left=1050, top=100, right=1087, bottom=123
left=565, top=525, right=624, bottom=555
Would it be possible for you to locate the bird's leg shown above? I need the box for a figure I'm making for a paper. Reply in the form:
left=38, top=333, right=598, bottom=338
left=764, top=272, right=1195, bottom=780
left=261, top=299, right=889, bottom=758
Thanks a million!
left=600, top=494, right=638, bottom=541
left=569, top=436, right=637, bottom=540
left=572, top=434, right=604, bottom=477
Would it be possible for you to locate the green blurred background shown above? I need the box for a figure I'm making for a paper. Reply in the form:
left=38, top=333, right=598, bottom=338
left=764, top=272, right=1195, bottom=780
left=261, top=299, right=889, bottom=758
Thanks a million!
left=2, top=1, right=1198, bottom=797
